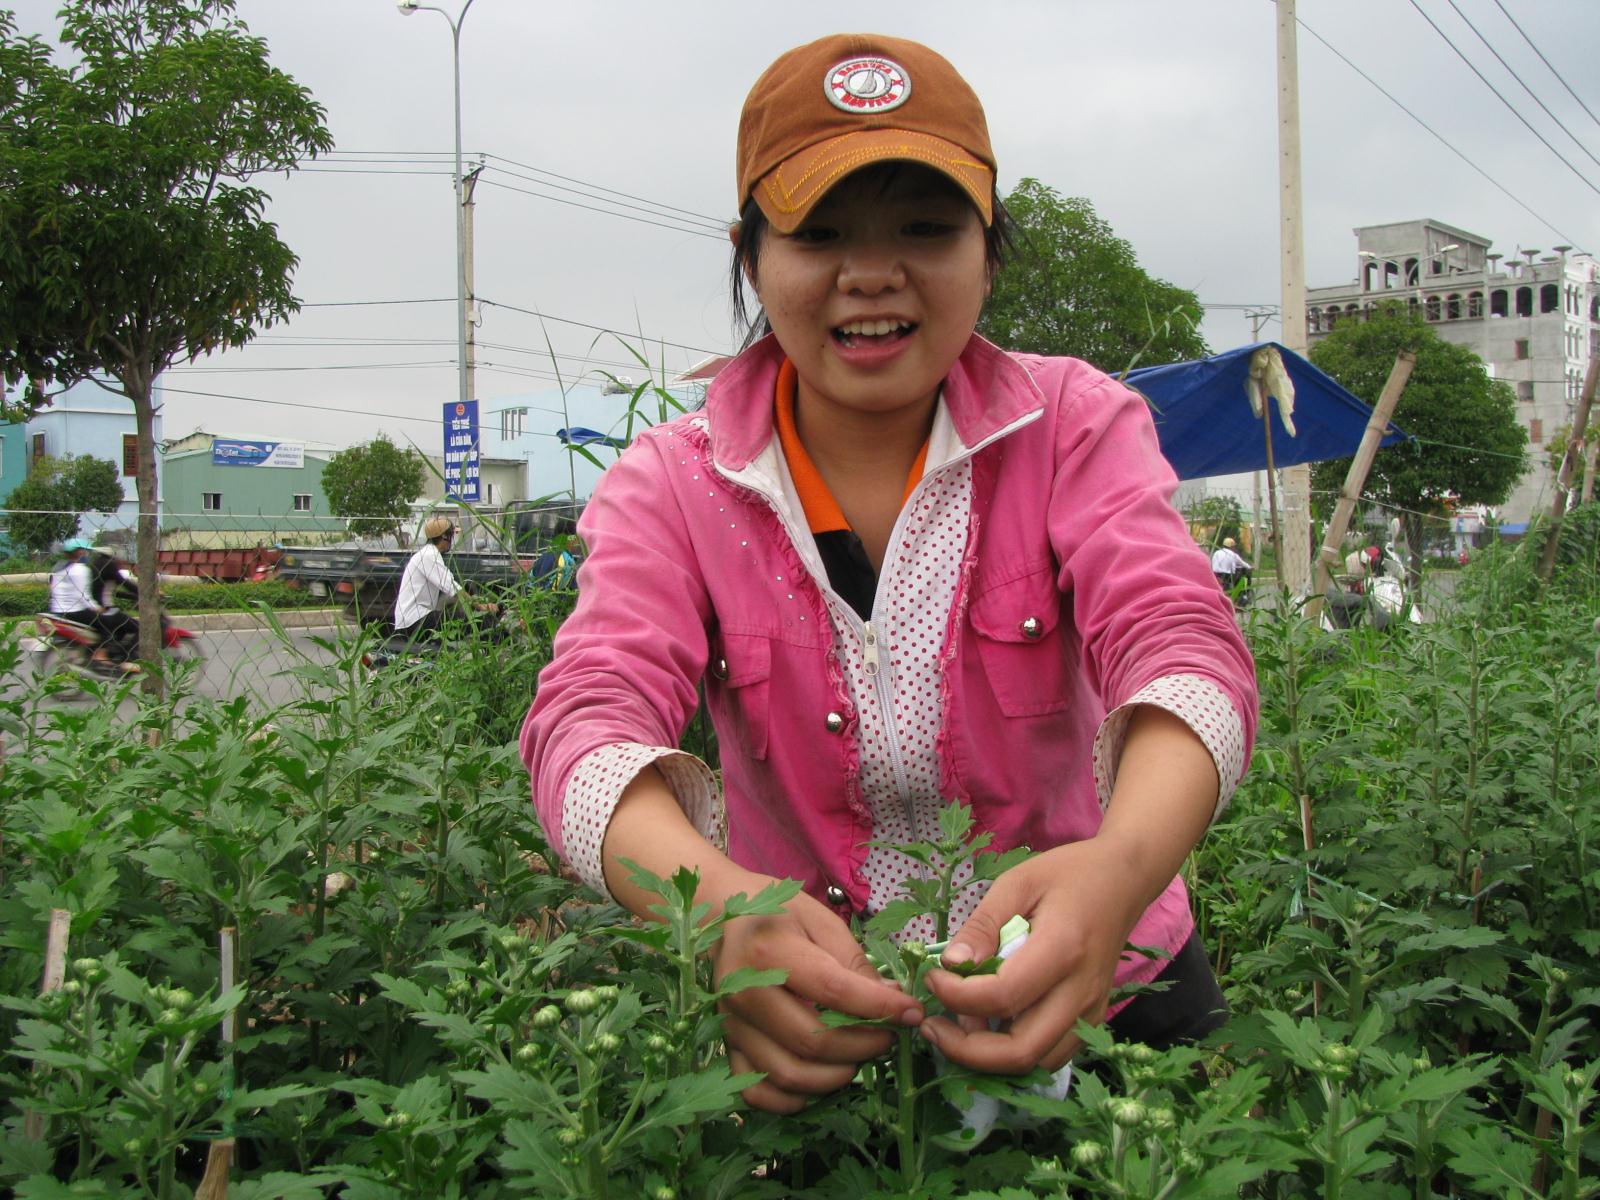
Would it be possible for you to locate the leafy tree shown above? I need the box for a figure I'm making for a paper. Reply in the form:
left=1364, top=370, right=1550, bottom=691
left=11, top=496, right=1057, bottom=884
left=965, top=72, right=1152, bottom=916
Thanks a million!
left=321, top=435, right=428, bottom=541
left=0, top=0, right=332, bottom=683
left=978, top=178, right=1209, bottom=372
left=1309, top=303, right=1527, bottom=585
left=1183, top=494, right=1245, bottom=548
left=3, top=453, right=124, bottom=555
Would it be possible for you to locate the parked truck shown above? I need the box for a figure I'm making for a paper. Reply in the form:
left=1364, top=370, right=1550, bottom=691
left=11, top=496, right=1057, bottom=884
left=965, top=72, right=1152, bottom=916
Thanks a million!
left=275, top=500, right=583, bottom=627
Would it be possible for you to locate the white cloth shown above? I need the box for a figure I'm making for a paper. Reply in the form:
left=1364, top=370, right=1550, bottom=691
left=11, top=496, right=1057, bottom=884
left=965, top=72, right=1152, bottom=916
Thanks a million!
left=1210, top=547, right=1248, bottom=575
left=49, top=561, right=96, bottom=614
left=393, top=543, right=460, bottom=630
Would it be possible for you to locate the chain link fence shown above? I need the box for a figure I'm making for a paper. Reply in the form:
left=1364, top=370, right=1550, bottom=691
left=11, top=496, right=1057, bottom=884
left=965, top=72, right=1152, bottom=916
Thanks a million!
left=1, top=502, right=583, bottom=708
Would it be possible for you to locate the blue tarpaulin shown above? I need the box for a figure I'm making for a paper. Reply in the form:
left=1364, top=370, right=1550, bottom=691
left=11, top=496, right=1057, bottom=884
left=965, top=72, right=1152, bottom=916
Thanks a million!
left=557, top=427, right=627, bottom=450
left=1124, top=341, right=1410, bottom=481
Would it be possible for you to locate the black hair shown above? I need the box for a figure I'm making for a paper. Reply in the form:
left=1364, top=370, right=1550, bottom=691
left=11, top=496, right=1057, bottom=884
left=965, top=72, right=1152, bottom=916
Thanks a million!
left=729, top=162, right=1014, bottom=347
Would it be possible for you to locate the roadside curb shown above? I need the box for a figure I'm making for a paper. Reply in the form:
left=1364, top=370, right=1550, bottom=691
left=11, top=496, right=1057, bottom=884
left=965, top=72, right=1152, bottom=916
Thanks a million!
left=169, top=608, right=348, bottom=632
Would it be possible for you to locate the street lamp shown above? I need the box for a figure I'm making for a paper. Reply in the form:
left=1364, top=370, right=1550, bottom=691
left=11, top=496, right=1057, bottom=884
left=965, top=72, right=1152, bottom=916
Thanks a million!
left=396, top=0, right=476, bottom=415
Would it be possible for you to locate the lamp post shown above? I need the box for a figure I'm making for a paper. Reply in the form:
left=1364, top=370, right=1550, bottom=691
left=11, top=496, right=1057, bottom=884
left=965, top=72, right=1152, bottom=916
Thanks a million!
left=397, top=0, right=476, bottom=415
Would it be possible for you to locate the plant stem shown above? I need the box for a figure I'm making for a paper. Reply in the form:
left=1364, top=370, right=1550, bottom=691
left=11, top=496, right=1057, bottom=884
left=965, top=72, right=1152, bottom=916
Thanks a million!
left=157, top=1038, right=177, bottom=1200
left=896, top=1027, right=919, bottom=1191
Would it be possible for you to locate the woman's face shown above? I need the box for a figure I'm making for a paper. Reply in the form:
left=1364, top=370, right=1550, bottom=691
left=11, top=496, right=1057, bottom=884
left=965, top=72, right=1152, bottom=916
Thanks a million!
left=750, top=165, right=989, bottom=426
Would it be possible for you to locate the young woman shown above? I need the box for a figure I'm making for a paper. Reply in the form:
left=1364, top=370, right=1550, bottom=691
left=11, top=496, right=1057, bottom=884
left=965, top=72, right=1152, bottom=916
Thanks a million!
left=522, top=33, right=1256, bottom=1115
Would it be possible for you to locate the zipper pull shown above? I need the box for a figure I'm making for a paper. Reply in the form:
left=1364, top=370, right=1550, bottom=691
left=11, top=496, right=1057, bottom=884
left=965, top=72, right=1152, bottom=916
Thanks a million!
left=863, top=621, right=880, bottom=677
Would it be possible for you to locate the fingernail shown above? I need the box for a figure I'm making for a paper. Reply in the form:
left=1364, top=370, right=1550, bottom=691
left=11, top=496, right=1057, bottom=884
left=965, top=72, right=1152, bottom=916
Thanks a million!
left=900, top=1007, right=922, bottom=1026
left=918, top=1022, right=939, bottom=1046
left=941, top=942, right=974, bottom=967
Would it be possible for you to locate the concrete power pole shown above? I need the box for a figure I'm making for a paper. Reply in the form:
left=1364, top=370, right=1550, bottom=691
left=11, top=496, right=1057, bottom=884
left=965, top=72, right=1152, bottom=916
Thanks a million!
left=462, top=164, right=483, bottom=411
left=1276, top=0, right=1313, bottom=596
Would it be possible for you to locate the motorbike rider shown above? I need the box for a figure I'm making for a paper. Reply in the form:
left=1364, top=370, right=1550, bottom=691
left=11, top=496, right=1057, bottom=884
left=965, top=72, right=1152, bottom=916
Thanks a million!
left=87, top=545, right=141, bottom=663
left=1209, top=537, right=1250, bottom=599
left=48, top=538, right=136, bottom=673
left=393, top=516, right=500, bottom=641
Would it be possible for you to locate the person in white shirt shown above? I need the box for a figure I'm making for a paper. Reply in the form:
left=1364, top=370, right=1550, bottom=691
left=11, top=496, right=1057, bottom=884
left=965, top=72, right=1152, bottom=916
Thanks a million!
left=48, top=538, right=133, bottom=672
left=393, top=517, right=497, bottom=639
left=1209, top=537, right=1249, bottom=592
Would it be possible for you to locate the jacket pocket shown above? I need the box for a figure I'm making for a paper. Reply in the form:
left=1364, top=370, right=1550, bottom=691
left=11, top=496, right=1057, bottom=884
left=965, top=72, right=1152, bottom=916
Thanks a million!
left=709, top=631, right=772, bottom=760
left=968, top=566, right=1071, bottom=717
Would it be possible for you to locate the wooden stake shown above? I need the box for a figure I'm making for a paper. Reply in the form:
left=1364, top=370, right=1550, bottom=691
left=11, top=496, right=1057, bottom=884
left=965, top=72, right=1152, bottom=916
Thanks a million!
left=1307, top=351, right=1416, bottom=620
left=24, top=909, right=71, bottom=1142
left=1538, top=357, right=1598, bottom=583
left=195, top=927, right=238, bottom=1200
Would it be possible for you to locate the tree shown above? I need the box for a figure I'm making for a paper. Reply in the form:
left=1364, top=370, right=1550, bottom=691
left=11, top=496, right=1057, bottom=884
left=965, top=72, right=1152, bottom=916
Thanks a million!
left=1309, top=303, right=1527, bottom=585
left=978, top=178, right=1209, bottom=372
left=3, top=453, right=124, bottom=555
left=321, top=435, right=428, bottom=542
left=0, top=0, right=331, bottom=686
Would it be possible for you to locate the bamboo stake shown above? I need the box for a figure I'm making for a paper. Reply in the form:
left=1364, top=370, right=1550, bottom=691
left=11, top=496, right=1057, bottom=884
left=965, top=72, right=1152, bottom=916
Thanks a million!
left=1306, top=351, right=1416, bottom=621
left=24, top=909, right=71, bottom=1142
left=195, top=926, right=237, bottom=1200
left=1538, top=357, right=1598, bottom=583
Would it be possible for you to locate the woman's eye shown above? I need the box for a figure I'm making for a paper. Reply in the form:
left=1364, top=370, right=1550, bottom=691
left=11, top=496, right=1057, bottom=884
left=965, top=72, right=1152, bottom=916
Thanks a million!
left=789, top=225, right=838, bottom=244
left=905, top=220, right=956, bottom=237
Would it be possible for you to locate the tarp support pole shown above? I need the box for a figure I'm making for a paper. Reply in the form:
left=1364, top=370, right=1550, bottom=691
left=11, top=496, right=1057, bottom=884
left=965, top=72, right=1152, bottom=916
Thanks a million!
left=1537, top=356, right=1599, bottom=583
left=1306, top=351, right=1416, bottom=620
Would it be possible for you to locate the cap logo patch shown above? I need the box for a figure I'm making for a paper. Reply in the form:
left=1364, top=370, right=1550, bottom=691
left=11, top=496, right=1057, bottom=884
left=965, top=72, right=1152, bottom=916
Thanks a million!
left=824, top=55, right=910, bottom=114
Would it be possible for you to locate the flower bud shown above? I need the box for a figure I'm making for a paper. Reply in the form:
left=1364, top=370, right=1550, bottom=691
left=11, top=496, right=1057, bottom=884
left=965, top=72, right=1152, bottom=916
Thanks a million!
left=595, top=1033, right=622, bottom=1054
left=1128, top=1043, right=1156, bottom=1065
left=565, top=990, right=599, bottom=1016
left=1070, top=1140, right=1107, bottom=1167
left=385, top=1112, right=412, bottom=1129
left=533, top=1005, right=562, bottom=1030
left=1147, top=1106, right=1176, bottom=1131
left=1110, top=1099, right=1147, bottom=1127
left=652, top=1188, right=676, bottom=1200
left=557, top=1127, right=582, bottom=1148
left=645, top=1035, right=670, bottom=1054
left=515, top=1044, right=540, bottom=1064
left=158, top=1008, right=184, bottom=1026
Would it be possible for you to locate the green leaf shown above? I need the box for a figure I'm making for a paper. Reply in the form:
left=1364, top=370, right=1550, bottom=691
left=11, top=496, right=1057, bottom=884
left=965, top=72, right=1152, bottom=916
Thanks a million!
left=715, top=966, right=788, bottom=997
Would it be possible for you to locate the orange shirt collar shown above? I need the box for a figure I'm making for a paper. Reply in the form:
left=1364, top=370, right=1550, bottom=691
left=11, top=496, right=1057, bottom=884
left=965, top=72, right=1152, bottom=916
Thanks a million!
left=772, top=358, right=930, bottom=535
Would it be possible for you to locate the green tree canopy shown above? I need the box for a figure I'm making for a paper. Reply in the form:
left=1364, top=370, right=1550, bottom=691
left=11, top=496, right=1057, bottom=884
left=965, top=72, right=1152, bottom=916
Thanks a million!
left=1309, top=303, right=1527, bottom=570
left=4, top=453, right=124, bottom=555
left=0, top=0, right=332, bottom=678
left=978, top=178, right=1208, bottom=372
left=321, top=436, right=428, bottom=541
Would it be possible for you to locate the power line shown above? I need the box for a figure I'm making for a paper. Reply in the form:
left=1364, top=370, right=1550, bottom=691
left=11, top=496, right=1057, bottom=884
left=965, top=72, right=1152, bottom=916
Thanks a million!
left=479, top=162, right=725, bottom=234
left=479, top=152, right=728, bottom=227
left=476, top=298, right=727, bottom=359
left=1491, top=0, right=1600, bottom=137
left=475, top=176, right=725, bottom=242
left=1293, top=11, right=1590, bottom=253
left=1443, top=0, right=1600, bottom=173
left=300, top=298, right=455, bottom=308
left=1406, top=0, right=1600, bottom=200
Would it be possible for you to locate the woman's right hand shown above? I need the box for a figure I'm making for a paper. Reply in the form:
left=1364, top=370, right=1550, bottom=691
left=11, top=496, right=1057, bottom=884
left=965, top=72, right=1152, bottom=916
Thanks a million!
left=716, top=889, right=921, bottom=1113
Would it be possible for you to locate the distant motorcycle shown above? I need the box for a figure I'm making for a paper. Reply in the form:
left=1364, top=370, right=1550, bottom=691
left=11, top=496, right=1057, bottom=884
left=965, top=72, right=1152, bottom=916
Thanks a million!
left=1320, top=571, right=1420, bottom=631
left=33, top=611, right=204, bottom=680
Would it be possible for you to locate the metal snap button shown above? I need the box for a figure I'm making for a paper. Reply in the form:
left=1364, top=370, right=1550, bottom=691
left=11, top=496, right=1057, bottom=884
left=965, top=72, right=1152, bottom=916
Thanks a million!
left=824, top=711, right=845, bottom=733
left=711, top=657, right=729, bottom=680
left=824, top=885, right=848, bottom=907
left=1019, top=616, right=1043, bottom=640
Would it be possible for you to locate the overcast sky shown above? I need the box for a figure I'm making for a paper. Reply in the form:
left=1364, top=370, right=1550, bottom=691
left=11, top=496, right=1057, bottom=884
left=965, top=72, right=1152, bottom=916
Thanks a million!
left=12, top=0, right=1600, bottom=489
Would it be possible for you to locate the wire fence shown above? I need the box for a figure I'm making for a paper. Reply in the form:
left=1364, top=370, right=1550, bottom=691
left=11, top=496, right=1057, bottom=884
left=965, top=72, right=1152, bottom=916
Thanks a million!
left=0, top=503, right=583, bottom=708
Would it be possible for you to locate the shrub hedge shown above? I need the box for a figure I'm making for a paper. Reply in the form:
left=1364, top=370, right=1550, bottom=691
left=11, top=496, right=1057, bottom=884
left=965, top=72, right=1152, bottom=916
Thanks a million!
left=0, top=579, right=333, bottom=617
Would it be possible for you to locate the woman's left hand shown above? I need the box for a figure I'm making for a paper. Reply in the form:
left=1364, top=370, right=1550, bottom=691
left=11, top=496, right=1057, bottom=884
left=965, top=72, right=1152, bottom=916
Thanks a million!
left=916, top=838, right=1147, bottom=1074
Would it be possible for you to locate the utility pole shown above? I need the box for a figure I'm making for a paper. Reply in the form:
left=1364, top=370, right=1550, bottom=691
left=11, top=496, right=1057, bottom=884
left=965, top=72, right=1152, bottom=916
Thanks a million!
left=1246, top=307, right=1277, bottom=568
left=462, top=163, right=483, bottom=410
left=1276, top=0, right=1313, bottom=597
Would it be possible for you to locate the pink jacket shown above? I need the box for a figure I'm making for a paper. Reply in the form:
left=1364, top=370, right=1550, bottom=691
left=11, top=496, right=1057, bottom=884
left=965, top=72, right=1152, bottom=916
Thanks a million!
left=522, top=334, right=1256, bottom=980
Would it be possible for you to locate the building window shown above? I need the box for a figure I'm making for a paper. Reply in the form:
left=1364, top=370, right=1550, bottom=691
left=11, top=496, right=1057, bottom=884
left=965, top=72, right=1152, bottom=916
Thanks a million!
left=499, top=407, right=527, bottom=439
left=1516, top=381, right=1533, bottom=403
left=1540, top=284, right=1559, bottom=314
left=1425, top=295, right=1441, bottom=322
left=293, top=493, right=312, bottom=512
left=122, top=433, right=139, bottom=477
left=202, top=492, right=222, bottom=511
left=1529, top=418, right=1543, bottom=444
left=1468, top=291, right=1483, bottom=318
left=1446, top=293, right=1461, bottom=321
left=1517, top=287, right=1533, bottom=317
left=31, top=432, right=45, bottom=466
left=1514, top=338, right=1530, bottom=360
left=1491, top=289, right=1509, bottom=318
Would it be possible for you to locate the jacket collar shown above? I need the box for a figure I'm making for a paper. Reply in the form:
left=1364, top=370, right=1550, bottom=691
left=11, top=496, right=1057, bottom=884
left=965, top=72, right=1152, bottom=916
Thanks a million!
left=703, top=332, right=1048, bottom=473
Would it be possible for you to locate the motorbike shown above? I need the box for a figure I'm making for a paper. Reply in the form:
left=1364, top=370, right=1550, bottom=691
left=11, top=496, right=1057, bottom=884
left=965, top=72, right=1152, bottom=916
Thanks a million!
left=32, top=611, right=204, bottom=681
left=1320, top=569, right=1420, bottom=632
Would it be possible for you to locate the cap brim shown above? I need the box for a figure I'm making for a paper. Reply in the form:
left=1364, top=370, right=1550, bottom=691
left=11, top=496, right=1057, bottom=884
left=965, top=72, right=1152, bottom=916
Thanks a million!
left=753, top=128, right=994, bottom=234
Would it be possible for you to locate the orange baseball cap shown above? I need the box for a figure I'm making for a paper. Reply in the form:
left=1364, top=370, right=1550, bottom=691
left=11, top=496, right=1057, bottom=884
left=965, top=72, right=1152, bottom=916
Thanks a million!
left=736, top=33, right=996, bottom=234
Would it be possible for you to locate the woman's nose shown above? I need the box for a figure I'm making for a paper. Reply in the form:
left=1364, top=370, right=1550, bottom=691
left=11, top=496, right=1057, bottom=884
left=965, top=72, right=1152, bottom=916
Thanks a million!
left=837, top=245, right=906, bottom=295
